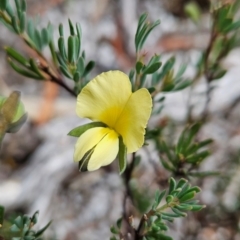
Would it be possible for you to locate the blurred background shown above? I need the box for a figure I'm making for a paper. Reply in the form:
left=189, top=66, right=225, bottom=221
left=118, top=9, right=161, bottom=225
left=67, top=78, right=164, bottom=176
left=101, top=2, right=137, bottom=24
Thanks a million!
left=1, top=0, right=240, bottom=239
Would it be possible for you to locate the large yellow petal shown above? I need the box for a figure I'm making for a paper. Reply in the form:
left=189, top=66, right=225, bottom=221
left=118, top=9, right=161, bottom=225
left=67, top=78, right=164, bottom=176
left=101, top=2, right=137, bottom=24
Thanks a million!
left=74, top=127, right=109, bottom=162
left=114, top=88, right=152, bottom=153
left=87, top=129, right=119, bottom=171
left=76, top=71, right=132, bottom=128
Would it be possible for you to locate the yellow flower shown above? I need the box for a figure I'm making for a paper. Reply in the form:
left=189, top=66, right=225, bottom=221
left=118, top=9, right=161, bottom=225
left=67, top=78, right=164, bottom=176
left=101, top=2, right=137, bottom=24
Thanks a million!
left=72, top=70, right=152, bottom=172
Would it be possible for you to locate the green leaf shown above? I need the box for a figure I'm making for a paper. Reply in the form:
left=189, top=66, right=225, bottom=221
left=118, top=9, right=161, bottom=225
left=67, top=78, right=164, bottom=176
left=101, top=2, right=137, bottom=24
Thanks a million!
left=118, top=136, right=127, bottom=175
left=6, top=1, right=14, bottom=18
left=29, top=58, right=45, bottom=78
left=34, top=29, right=42, bottom=50
left=68, top=122, right=107, bottom=137
left=59, top=23, right=64, bottom=37
left=68, top=36, right=75, bottom=63
left=5, top=47, right=29, bottom=67
left=31, top=211, right=39, bottom=225
left=0, top=206, right=4, bottom=225
left=41, top=28, right=49, bottom=45
left=78, top=147, right=95, bottom=172
left=138, top=19, right=160, bottom=50
left=157, top=57, right=175, bottom=81
left=83, top=61, right=95, bottom=77
left=8, top=58, right=43, bottom=79
left=19, top=12, right=26, bottom=33
left=171, top=207, right=187, bottom=217
left=190, top=204, right=205, bottom=211
left=179, top=191, right=195, bottom=202
left=7, top=113, right=27, bottom=133
left=176, top=179, right=188, bottom=189
left=58, top=37, right=67, bottom=60
left=10, top=224, right=20, bottom=232
left=74, top=35, right=80, bottom=60
left=116, top=218, right=122, bottom=229
left=68, top=19, right=75, bottom=35
left=136, top=61, right=144, bottom=74
left=77, top=57, right=84, bottom=76
left=143, top=62, right=161, bottom=74
left=59, top=65, right=72, bottom=79
left=168, top=177, right=176, bottom=195
left=0, top=0, right=7, bottom=10
left=35, top=220, right=52, bottom=237
left=73, top=71, right=80, bottom=82
left=27, top=19, right=35, bottom=40
left=11, top=16, right=20, bottom=34
left=147, top=87, right=155, bottom=94
left=184, top=2, right=201, bottom=23
left=14, top=216, right=23, bottom=229
left=110, top=226, right=118, bottom=234
left=21, top=0, right=27, bottom=12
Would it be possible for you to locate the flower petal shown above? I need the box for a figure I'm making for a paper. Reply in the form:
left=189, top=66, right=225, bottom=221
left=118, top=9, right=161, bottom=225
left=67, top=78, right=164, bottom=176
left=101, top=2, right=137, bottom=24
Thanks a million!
left=74, top=127, right=109, bottom=162
left=87, top=129, right=119, bottom=171
left=114, top=88, right=152, bottom=153
left=76, top=71, right=132, bottom=128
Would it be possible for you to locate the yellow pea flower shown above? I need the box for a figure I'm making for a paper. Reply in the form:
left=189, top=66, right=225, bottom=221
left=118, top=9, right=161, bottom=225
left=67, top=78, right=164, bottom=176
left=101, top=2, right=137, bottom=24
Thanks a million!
left=72, top=70, right=152, bottom=172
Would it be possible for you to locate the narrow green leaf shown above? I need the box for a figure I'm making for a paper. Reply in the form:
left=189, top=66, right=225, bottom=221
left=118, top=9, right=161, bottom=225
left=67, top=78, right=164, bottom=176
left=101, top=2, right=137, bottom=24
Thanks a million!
left=179, top=191, right=195, bottom=202
left=74, top=36, right=80, bottom=60
left=77, top=57, right=84, bottom=76
left=116, top=218, right=122, bottom=229
left=59, top=23, right=64, bottom=37
left=157, top=57, right=175, bottom=81
left=166, top=195, right=174, bottom=203
left=118, top=136, right=127, bottom=174
left=190, top=204, right=205, bottom=211
left=186, top=150, right=210, bottom=163
left=171, top=207, right=187, bottom=217
left=6, top=1, right=14, bottom=18
left=35, top=221, right=52, bottom=237
left=7, top=113, right=27, bottom=133
left=31, top=211, right=39, bottom=225
left=14, top=0, right=21, bottom=10
left=27, top=19, right=35, bottom=40
left=138, top=20, right=160, bottom=50
left=168, top=177, right=176, bottom=195
left=34, top=29, right=42, bottom=50
left=21, top=0, right=27, bottom=12
left=14, top=216, right=23, bottom=228
left=68, top=19, right=75, bottom=35
left=19, top=12, right=26, bottom=33
left=147, top=87, right=155, bottom=94
left=59, top=65, right=72, bottom=79
left=176, top=178, right=188, bottom=189
left=136, top=61, right=144, bottom=74
left=76, top=23, right=82, bottom=53
left=184, top=2, right=201, bottom=23
left=68, top=122, right=107, bottom=137
left=68, top=36, right=75, bottom=63
left=29, top=58, right=45, bottom=78
left=58, top=37, right=67, bottom=60
left=8, top=58, right=43, bottom=79
left=187, top=171, right=219, bottom=177
left=73, top=71, right=80, bottom=82
left=5, top=47, right=29, bottom=67
left=143, top=62, right=161, bottom=74
left=10, top=224, right=20, bottom=232
left=0, top=206, right=4, bottom=225
left=41, top=28, right=49, bottom=45
left=83, top=61, right=95, bottom=77
left=78, top=147, right=95, bottom=172
left=11, top=16, right=20, bottom=34
left=175, top=204, right=192, bottom=211
left=0, top=0, right=7, bottom=10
